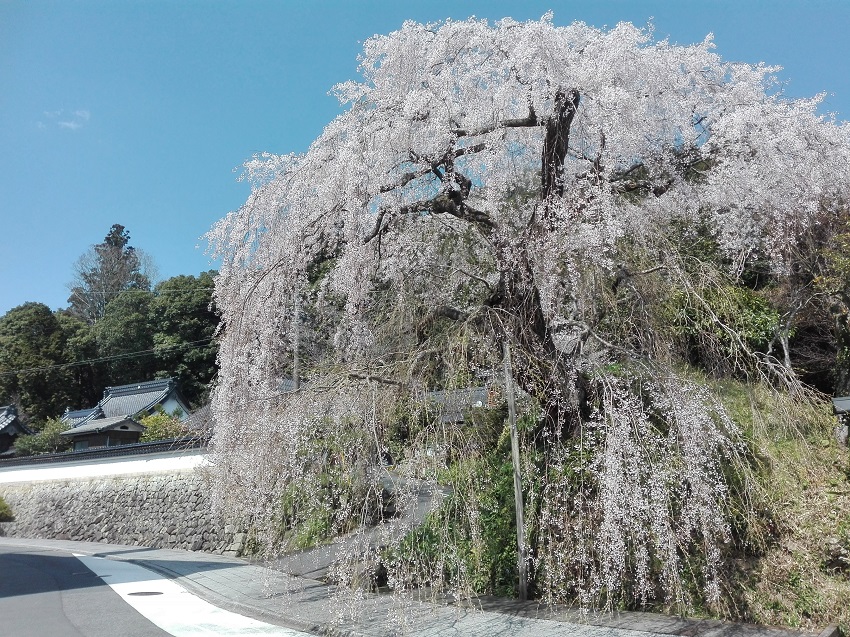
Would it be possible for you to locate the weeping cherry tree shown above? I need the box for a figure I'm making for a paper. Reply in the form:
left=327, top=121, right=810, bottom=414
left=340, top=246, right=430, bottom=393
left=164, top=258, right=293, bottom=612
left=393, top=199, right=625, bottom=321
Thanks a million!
left=207, top=15, right=850, bottom=610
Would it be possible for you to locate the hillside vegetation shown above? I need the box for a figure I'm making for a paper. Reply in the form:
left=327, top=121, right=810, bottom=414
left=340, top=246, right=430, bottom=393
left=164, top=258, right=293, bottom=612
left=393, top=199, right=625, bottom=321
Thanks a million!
left=373, top=379, right=848, bottom=631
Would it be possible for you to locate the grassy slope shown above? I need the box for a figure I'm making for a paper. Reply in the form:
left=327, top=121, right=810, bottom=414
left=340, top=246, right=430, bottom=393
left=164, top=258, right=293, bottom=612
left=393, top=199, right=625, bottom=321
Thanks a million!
left=715, top=382, right=850, bottom=633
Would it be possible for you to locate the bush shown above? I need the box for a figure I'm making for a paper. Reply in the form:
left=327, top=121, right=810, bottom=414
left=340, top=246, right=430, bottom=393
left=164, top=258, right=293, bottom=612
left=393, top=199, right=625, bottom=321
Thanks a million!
left=139, top=413, right=188, bottom=442
left=14, top=418, right=70, bottom=456
left=0, top=496, right=13, bottom=522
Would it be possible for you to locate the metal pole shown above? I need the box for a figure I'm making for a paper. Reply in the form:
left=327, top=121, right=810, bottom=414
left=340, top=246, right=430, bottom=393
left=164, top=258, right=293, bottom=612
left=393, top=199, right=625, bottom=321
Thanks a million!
left=502, top=340, right=528, bottom=600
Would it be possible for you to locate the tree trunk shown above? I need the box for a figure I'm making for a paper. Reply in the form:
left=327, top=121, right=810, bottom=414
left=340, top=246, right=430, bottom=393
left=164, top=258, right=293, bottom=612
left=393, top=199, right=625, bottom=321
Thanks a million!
left=490, top=244, right=585, bottom=437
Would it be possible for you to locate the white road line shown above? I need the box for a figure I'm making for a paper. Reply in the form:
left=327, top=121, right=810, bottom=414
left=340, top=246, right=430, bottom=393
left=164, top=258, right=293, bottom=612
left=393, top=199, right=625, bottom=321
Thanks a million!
left=73, top=554, right=310, bottom=636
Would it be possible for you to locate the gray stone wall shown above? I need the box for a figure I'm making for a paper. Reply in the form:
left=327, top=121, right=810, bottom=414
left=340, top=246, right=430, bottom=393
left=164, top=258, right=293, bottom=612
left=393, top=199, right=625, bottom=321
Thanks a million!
left=0, top=471, right=245, bottom=555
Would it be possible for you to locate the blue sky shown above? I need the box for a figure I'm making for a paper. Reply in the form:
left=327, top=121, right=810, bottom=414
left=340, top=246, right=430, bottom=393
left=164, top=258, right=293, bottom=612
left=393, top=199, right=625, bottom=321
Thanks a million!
left=2, top=0, right=849, bottom=317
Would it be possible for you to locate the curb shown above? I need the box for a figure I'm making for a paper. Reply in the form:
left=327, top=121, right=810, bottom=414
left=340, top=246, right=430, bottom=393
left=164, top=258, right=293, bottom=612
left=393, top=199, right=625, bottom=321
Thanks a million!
left=130, top=556, right=327, bottom=636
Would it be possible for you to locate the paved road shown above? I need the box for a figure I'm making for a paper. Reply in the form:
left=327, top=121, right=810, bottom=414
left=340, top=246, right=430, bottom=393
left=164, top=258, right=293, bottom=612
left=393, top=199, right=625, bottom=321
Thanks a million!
left=0, top=543, right=311, bottom=637
left=0, top=544, right=171, bottom=637
left=0, top=538, right=822, bottom=637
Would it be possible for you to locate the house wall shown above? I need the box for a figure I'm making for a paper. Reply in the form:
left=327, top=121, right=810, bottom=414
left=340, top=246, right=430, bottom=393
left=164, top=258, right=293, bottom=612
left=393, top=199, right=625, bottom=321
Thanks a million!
left=160, top=395, right=189, bottom=420
left=72, top=430, right=141, bottom=449
left=0, top=471, right=246, bottom=556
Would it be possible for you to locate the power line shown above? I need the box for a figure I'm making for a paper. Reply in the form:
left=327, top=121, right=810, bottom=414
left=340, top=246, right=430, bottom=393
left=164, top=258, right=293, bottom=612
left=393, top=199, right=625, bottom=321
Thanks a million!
left=65, top=286, right=217, bottom=299
left=0, top=338, right=215, bottom=378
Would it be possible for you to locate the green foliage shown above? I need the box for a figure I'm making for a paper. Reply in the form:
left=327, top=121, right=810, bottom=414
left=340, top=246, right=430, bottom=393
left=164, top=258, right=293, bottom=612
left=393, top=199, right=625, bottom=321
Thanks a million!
left=0, top=268, right=219, bottom=423
left=14, top=418, right=70, bottom=456
left=663, top=280, right=779, bottom=374
left=54, top=312, right=102, bottom=409
left=0, top=495, right=12, bottom=522
left=149, top=271, right=218, bottom=407
left=388, top=412, right=539, bottom=598
left=383, top=376, right=850, bottom=631
left=269, top=419, right=377, bottom=553
left=0, top=303, right=81, bottom=423
left=693, top=285, right=778, bottom=347
left=138, top=412, right=187, bottom=442
left=93, top=290, right=156, bottom=386
left=816, top=222, right=850, bottom=394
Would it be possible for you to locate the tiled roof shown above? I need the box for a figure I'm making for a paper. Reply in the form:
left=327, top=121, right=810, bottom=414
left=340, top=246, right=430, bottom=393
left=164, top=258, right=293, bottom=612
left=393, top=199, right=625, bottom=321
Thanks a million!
left=0, top=406, right=17, bottom=432
left=833, top=396, right=850, bottom=414
left=61, top=407, right=100, bottom=426
left=0, top=405, right=32, bottom=436
left=98, top=379, right=177, bottom=419
left=61, top=378, right=190, bottom=430
left=59, top=415, right=144, bottom=437
left=184, top=403, right=213, bottom=433
left=278, top=378, right=304, bottom=393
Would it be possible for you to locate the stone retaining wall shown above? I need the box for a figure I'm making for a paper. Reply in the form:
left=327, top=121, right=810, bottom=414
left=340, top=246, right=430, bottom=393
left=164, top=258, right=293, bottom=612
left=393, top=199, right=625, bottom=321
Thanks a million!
left=0, top=471, right=245, bottom=555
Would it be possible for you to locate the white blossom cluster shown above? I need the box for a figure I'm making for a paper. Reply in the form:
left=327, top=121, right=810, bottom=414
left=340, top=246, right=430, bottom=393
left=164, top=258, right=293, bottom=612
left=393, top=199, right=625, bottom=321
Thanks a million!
left=537, top=374, right=741, bottom=608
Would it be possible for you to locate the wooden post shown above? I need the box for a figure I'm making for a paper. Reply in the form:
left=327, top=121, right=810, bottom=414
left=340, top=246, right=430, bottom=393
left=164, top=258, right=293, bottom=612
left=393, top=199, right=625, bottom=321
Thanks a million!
left=503, top=340, right=528, bottom=600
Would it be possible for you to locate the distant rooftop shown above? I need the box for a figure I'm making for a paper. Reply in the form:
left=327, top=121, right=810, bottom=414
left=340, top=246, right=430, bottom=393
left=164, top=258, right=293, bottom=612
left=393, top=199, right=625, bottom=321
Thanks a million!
left=59, top=415, right=143, bottom=437
left=61, top=407, right=100, bottom=427
left=424, top=387, right=492, bottom=423
left=62, top=378, right=191, bottom=429
left=0, top=405, right=32, bottom=437
left=99, top=379, right=179, bottom=419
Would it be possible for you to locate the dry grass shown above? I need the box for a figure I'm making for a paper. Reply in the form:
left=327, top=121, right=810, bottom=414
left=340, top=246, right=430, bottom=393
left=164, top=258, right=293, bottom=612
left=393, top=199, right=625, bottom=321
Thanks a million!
left=724, top=386, right=850, bottom=634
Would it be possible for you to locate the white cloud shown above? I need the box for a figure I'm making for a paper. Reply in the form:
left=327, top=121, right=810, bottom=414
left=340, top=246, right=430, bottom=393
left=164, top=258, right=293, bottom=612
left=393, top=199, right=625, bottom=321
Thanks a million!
left=42, top=108, right=90, bottom=131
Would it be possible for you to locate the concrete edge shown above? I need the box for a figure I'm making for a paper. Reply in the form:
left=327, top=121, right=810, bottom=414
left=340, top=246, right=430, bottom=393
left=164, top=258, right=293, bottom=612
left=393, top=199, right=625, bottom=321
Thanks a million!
left=816, top=627, right=841, bottom=637
left=127, top=557, right=329, bottom=636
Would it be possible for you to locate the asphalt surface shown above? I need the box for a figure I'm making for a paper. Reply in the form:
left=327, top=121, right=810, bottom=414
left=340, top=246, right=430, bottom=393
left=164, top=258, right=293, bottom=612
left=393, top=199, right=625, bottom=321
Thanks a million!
left=0, top=543, right=172, bottom=637
left=0, top=537, right=829, bottom=637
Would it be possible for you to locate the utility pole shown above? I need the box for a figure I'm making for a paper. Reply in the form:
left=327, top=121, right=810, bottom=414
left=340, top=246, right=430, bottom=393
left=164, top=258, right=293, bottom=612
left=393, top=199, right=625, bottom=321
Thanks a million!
left=292, top=283, right=300, bottom=391
left=502, top=340, right=528, bottom=600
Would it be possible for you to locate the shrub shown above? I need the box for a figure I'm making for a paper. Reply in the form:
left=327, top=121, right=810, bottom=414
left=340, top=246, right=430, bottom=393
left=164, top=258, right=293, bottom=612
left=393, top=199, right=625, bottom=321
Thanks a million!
left=139, top=413, right=188, bottom=442
left=0, top=496, right=13, bottom=522
left=14, top=418, right=70, bottom=456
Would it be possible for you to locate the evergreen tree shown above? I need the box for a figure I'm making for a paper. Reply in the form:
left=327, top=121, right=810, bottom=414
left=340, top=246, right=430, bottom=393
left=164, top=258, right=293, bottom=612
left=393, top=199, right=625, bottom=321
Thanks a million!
left=150, top=271, right=219, bottom=407
left=0, top=303, right=79, bottom=423
left=67, top=224, right=156, bottom=323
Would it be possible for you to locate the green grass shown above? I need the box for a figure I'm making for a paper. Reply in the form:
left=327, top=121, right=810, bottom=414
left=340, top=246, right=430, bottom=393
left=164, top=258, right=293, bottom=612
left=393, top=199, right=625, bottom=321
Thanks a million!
left=708, top=380, right=850, bottom=633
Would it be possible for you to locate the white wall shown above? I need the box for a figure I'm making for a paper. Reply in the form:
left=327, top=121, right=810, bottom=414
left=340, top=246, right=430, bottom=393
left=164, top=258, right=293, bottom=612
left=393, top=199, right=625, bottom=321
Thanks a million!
left=0, top=449, right=209, bottom=484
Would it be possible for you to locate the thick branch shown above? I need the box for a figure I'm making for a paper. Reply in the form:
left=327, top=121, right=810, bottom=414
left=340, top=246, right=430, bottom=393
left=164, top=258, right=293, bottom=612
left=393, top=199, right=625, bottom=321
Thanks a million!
left=451, top=106, right=538, bottom=138
left=379, top=143, right=486, bottom=195
left=363, top=186, right=496, bottom=245
left=380, top=169, right=432, bottom=193
left=415, top=304, right=471, bottom=342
